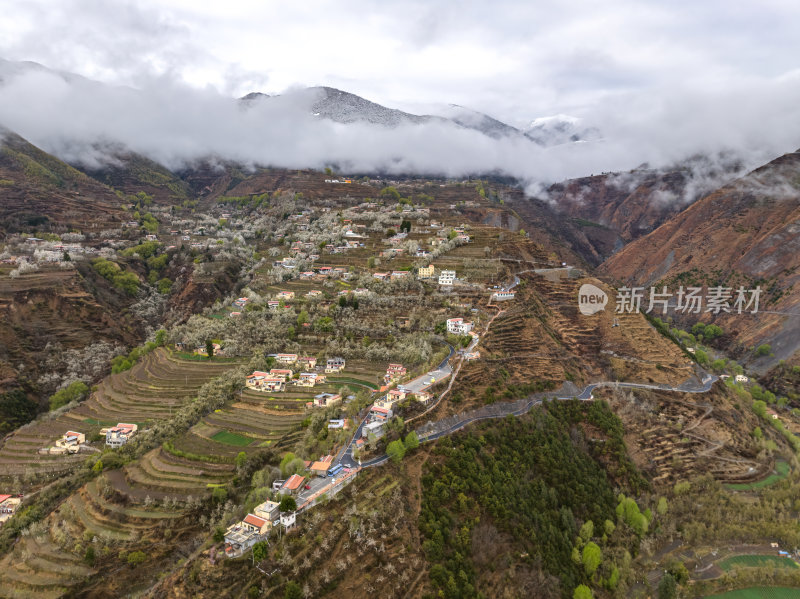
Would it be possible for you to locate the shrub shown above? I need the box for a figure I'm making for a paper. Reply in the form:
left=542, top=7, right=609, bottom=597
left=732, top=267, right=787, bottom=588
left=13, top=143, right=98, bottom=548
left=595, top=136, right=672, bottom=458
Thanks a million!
left=279, top=496, right=297, bottom=513
left=49, top=381, right=89, bottom=411
left=755, top=343, right=772, bottom=357
left=127, top=550, right=147, bottom=567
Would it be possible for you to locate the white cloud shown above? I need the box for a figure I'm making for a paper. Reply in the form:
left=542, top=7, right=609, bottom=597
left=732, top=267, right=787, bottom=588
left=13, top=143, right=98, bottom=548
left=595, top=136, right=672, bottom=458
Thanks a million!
left=0, top=1, right=798, bottom=188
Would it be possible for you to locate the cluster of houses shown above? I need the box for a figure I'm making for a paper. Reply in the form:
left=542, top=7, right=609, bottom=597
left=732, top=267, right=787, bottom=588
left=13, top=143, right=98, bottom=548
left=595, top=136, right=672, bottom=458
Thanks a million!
left=224, top=498, right=294, bottom=557
left=246, top=368, right=326, bottom=393
left=245, top=356, right=346, bottom=396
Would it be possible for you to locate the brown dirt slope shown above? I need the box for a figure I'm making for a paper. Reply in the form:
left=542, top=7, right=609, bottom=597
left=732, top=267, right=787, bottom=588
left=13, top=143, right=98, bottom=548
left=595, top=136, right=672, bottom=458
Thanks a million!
left=0, top=129, right=124, bottom=236
left=601, top=151, right=800, bottom=369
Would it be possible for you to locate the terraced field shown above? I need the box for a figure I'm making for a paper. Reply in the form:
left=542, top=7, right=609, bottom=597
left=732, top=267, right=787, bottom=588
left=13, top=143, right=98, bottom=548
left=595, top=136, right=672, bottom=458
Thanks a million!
left=0, top=349, right=242, bottom=479
left=0, top=474, right=184, bottom=598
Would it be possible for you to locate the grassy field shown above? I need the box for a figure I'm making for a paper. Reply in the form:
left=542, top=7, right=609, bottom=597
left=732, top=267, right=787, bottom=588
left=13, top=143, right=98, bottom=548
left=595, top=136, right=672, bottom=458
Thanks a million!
left=719, top=555, right=799, bottom=571
left=327, top=376, right=380, bottom=390
left=705, top=588, right=800, bottom=598
left=210, top=430, right=255, bottom=446
left=726, top=461, right=790, bottom=491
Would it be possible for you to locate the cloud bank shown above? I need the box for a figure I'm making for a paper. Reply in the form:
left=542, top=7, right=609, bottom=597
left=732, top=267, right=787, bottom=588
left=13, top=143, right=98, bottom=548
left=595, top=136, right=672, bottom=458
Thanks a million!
left=0, top=62, right=799, bottom=194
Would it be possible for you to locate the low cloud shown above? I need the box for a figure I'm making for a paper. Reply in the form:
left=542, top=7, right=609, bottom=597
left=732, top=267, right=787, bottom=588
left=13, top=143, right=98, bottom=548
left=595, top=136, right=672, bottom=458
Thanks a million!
left=0, top=63, right=799, bottom=197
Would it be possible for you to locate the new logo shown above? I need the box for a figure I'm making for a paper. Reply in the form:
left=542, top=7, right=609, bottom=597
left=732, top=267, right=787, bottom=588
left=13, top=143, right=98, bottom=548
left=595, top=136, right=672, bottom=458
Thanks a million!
left=578, top=283, right=608, bottom=315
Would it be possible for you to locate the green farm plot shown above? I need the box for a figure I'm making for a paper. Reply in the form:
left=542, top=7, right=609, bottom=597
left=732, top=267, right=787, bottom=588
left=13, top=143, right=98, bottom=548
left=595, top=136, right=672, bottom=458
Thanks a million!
left=705, top=588, right=800, bottom=598
left=327, top=376, right=379, bottom=390
left=719, top=555, right=800, bottom=571
left=727, top=462, right=790, bottom=491
left=211, top=430, right=256, bottom=446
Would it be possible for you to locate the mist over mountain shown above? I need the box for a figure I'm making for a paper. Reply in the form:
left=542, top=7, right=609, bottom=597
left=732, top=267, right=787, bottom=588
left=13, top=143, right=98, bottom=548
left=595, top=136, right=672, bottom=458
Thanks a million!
left=0, top=58, right=799, bottom=196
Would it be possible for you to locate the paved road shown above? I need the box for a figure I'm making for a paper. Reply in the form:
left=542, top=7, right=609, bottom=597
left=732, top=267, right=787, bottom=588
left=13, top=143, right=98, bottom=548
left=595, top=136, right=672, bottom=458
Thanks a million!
left=336, top=341, right=455, bottom=470
left=359, top=371, right=719, bottom=469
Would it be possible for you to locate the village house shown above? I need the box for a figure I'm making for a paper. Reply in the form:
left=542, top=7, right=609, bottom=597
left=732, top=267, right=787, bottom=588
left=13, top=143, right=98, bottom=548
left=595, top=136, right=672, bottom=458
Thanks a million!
left=44, top=430, right=87, bottom=455
left=491, top=290, right=516, bottom=301
left=233, top=297, right=249, bottom=308
left=328, top=419, right=347, bottom=429
left=439, top=270, right=456, bottom=286
left=254, top=499, right=280, bottom=524
left=280, top=512, right=297, bottom=531
left=279, top=474, right=306, bottom=496
left=195, top=342, right=222, bottom=357
left=373, top=272, right=390, bottom=281
left=104, top=423, right=138, bottom=448
left=415, top=391, right=433, bottom=406
left=229, top=311, right=242, bottom=318
left=325, top=357, right=346, bottom=373
left=0, top=495, right=21, bottom=525
left=298, top=356, right=318, bottom=369
left=417, top=264, right=435, bottom=279
left=735, top=374, right=749, bottom=383
left=276, top=291, right=295, bottom=300
left=269, top=369, right=293, bottom=381
left=275, top=353, right=298, bottom=365
left=314, top=393, right=342, bottom=408
left=295, top=372, right=324, bottom=387
left=246, top=372, right=286, bottom=393
left=310, top=460, right=333, bottom=477
left=447, top=317, right=473, bottom=335
left=305, top=289, right=322, bottom=298
left=362, top=420, right=386, bottom=439
left=224, top=513, right=270, bottom=557
left=391, top=270, right=409, bottom=279
left=396, top=316, right=410, bottom=328
left=369, top=405, right=392, bottom=422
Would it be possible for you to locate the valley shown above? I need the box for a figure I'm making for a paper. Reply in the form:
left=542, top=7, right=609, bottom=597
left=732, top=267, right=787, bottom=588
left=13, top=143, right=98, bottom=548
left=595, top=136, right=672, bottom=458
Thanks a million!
left=0, top=129, right=798, bottom=599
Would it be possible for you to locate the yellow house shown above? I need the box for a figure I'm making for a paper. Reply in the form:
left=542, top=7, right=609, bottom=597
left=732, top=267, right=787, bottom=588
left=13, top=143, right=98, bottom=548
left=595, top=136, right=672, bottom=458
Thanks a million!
left=417, top=264, right=435, bottom=279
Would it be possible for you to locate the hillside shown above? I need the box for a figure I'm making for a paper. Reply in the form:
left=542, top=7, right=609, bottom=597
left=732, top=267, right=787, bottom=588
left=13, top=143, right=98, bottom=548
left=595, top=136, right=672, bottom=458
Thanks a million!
left=601, top=151, right=800, bottom=370
left=0, top=128, right=125, bottom=236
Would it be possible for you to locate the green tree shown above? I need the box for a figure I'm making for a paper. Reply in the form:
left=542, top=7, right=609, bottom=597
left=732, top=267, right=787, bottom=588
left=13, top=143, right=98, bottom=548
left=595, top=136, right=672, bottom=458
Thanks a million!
left=235, top=452, right=247, bottom=470
left=213, top=527, right=225, bottom=543
left=252, top=541, right=269, bottom=562
left=579, top=520, right=594, bottom=542
left=205, top=339, right=214, bottom=359
left=657, top=573, right=677, bottom=599
left=211, top=486, right=227, bottom=503
left=314, top=317, right=334, bottom=333
left=755, top=343, right=772, bottom=357
left=49, top=381, right=89, bottom=411
left=603, top=519, right=615, bottom=536
left=296, top=310, right=309, bottom=327
left=84, top=546, right=95, bottom=565
left=667, top=560, right=689, bottom=584
left=404, top=431, right=420, bottom=451
left=582, top=541, right=602, bottom=576
left=157, top=278, right=172, bottom=294
left=284, top=581, right=302, bottom=599
left=155, top=329, right=168, bottom=346
left=279, top=495, right=297, bottom=513
left=92, top=459, right=103, bottom=473
left=280, top=452, right=297, bottom=477
left=656, top=497, right=668, bottom=516
left=387, top=440, right=406, bottom=463
left=573, top=584, right=593, bottom=599
left=379, top=186, right=401, bottom=201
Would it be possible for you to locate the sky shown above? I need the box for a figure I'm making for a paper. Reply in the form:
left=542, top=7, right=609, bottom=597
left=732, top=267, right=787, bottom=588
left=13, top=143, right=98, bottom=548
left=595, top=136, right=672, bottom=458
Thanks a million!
left=0, top=0, right=799, bottom=187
